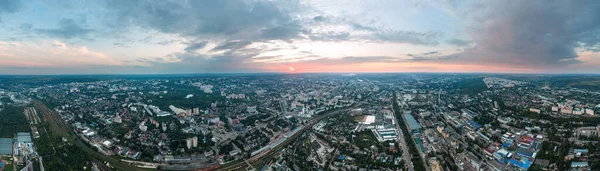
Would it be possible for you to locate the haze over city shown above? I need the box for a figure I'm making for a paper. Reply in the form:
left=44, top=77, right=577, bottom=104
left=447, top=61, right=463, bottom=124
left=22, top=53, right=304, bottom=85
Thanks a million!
left=1, top=0, right=599, bottom=74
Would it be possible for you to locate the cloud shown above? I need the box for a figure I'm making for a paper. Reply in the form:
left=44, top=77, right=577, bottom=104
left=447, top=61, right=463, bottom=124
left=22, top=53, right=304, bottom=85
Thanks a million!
left=52, top=41, right=67, bottom=49
left=0, top=40, right=122, bottom=72
left=184, top=41, right=208, bottom=52
left=104, top=0, right=305, bottom=41
left=310, top=16, right=442, bottom=45
left=313, top=15, right=325, bottom=22
left=0, top=0, right=22, bottom=21
left=405, top=51, right=460, bottom=61
left=446, top=38, right=471, bottom=46
left=260, top=23, right=307, bottom=40
left=371, top=30, right=441, bottom=46
left=36, top=19, right=93, bottom=39
left=113, top=42, right=127, bottom=47
left=19, top=23, right=32, bottom=31
left=309, top=31, right=350, bottom=41
left=451, top=0, right=600, bottom=69
left=157, top=39, right=180, bottom=46
left=422, top=51, right=438, bottom=55
left=134, top=51, right=263, bottom=73
left=211, top=40, right=252, bottom=52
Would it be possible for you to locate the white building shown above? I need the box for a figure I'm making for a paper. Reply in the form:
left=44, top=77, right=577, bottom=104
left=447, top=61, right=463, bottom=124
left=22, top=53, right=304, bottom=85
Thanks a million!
left=585, top=109, right=595, bottom=115
left=186, top=138, right=193, bottom=149
left=192, top=136, right=198, bottom=148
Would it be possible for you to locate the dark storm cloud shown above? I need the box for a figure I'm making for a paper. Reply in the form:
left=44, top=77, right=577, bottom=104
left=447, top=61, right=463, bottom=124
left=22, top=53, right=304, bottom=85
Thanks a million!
left=453, top=0, right=600, bottom=68
left=36, top=19, right=93, bottom=39
left=184, top=41, right=208, bottom=53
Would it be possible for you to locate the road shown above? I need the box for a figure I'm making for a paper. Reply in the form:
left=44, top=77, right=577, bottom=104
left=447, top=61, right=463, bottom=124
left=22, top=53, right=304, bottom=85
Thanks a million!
left=400, top=113, right=430, bottom=171
left=391, top=103, right=414, bottom=171
left=215, top=107, right=352, bottom=171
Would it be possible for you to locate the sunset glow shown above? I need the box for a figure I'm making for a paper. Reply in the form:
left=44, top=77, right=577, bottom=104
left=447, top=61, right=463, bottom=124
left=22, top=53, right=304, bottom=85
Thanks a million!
left=0, top=0, right=598, bottom=74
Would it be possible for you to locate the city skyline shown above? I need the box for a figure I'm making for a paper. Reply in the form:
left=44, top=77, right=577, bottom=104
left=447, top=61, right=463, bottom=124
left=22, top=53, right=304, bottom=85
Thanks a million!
left=1, top=0, right=600, bottom=74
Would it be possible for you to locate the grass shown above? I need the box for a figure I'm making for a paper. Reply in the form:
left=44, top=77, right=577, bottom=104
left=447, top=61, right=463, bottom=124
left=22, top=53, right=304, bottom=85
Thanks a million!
left=4, top=164, right=13, bottom=171
left=354, top=130, right=380, bottom=149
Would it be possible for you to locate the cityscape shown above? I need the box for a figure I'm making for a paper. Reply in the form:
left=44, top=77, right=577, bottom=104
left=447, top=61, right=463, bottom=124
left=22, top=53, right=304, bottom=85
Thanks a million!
left=0, top=74, right=600, bottom=171
left=1, top=0, right=600, bottom=171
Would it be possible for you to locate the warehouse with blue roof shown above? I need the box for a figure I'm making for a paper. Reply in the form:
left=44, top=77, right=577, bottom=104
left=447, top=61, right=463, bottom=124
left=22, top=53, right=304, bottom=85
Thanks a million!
left=0, top=138, right=12, bottom=156
left=403, top=113, right=421, bottom=134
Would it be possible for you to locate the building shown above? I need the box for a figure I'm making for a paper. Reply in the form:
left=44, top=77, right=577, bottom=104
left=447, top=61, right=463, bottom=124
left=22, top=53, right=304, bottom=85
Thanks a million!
left=585, top=109, right=594, bottom=115
left=403, top=113, right=421, bottom=134
left=247, top=106, right=257, bottom=114
left=372, top=128, right=397, bottom=142
left=571, top=161, right=589, bottom=169
left=17, top=132, right=31, bottom=143
left=529, top=108, right=541, bottom=114
left=561, top=108, right=573, bottom=115
left=361, top=115, right=376, bottom=125
left=186, top=138, right=193, bottom=149
left=114, top=115, right=122, bottom=123
left=192, top=136, right=198, bottom=148
left=0, top=138, right=13, bottom=156
left=139, top=124, right=147, bottom=132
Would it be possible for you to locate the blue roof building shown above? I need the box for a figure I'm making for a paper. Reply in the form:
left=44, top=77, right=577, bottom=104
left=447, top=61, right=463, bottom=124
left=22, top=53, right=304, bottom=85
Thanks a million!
left=509, top=159, right=531, bottom=170
left=403, top=113, right=421, bottom=132
left=17, top=132, right=31, bottom=143
left=0, top=138, right=12, bottom=156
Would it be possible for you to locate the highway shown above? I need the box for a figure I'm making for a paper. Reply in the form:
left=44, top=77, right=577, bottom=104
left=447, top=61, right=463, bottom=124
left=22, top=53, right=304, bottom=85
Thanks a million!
left=215, top=107, right=352, bottom=171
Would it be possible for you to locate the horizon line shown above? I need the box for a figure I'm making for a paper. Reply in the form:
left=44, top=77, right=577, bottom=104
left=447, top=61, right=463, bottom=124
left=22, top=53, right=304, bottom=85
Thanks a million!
left=0, top=71, right=599, bottom=76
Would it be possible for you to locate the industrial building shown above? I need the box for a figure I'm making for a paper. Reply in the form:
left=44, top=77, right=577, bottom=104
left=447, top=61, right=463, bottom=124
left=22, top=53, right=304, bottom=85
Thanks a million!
left=403, top=113, right=421, bottom=134
left=0, top=138, right=13, bottom=156
left=17, top=132, right=31, bottom=143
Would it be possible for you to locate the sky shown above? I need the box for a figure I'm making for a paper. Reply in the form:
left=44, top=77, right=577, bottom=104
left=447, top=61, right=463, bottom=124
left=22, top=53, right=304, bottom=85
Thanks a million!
left=1, top=0, right=600, bottom=74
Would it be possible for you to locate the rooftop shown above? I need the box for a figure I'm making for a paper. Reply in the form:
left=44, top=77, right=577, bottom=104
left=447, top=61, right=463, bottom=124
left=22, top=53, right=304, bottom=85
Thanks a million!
left=17, top=132, right=31, bottom=143
left=403, top=114, right=421, bottom=130
left=0, top=138, right=13, bottom=155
